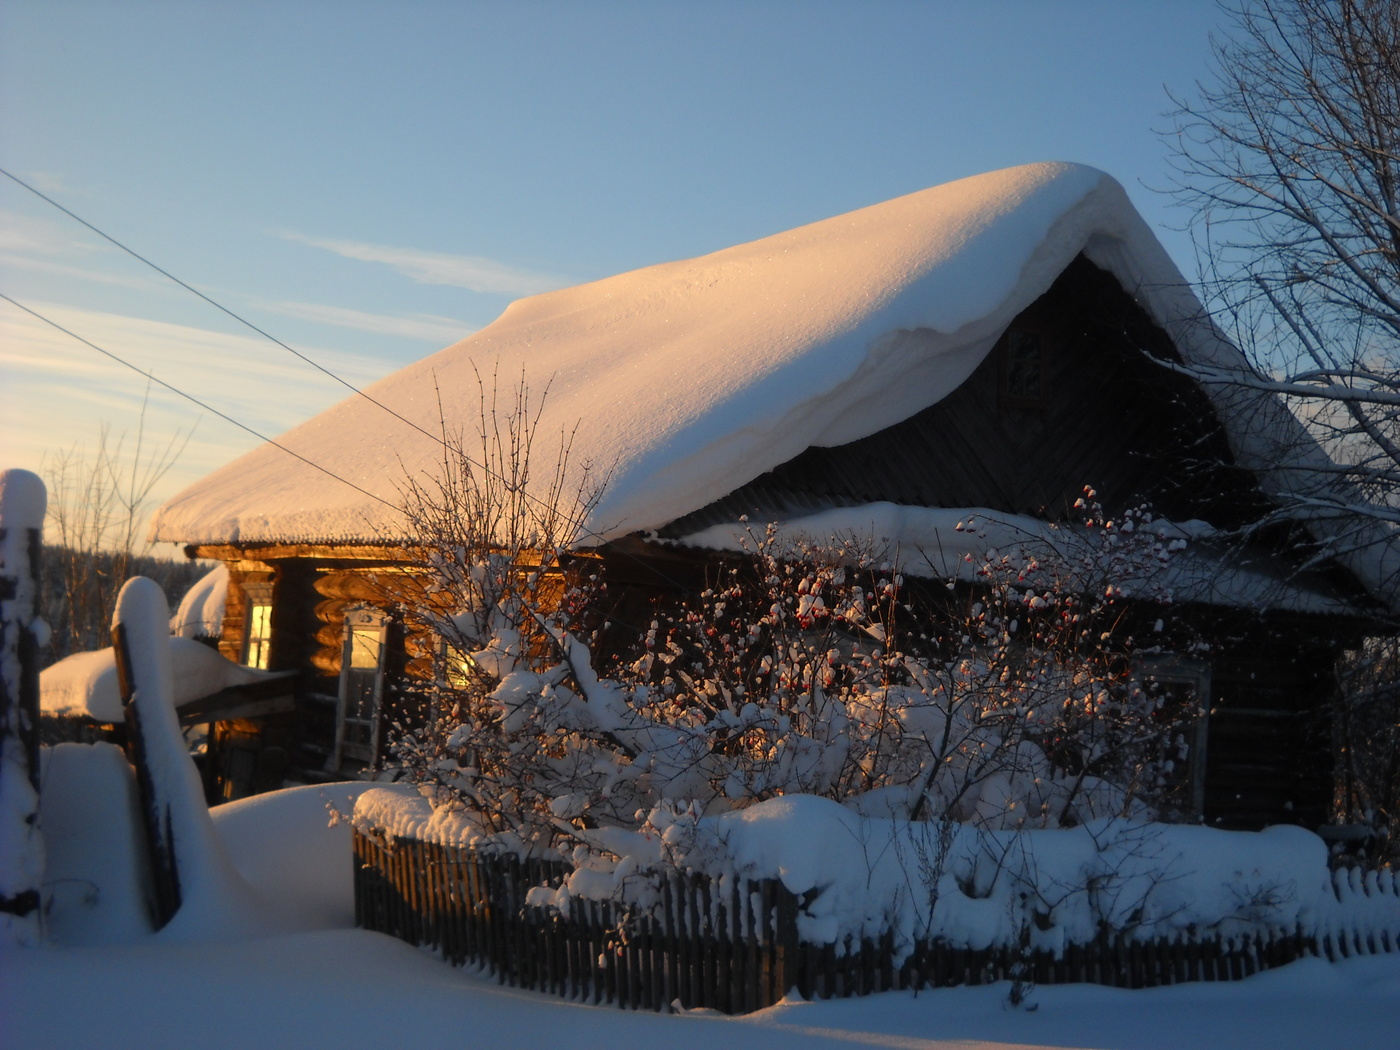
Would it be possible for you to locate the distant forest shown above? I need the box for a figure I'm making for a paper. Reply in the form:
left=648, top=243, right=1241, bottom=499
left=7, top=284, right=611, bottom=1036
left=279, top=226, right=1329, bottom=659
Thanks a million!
left=39, top=546, right=212, bottom=667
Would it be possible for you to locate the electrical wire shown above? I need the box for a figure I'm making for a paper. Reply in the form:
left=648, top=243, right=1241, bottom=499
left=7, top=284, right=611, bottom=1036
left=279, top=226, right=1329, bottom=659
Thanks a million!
left=0, top=164, right=705, bottom=597
left=0, top=292, right=399, bottom=513
left=0, top=164, right=453, bottom=454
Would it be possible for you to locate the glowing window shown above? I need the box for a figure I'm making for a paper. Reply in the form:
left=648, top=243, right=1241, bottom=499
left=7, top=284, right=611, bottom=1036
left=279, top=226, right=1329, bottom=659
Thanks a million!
left=244, top=601, right=272, bottom=669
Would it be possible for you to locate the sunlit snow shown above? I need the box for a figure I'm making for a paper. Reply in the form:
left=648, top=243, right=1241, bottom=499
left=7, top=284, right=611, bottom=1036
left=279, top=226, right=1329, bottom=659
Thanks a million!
left=149, top=161, right=1398, bottom=608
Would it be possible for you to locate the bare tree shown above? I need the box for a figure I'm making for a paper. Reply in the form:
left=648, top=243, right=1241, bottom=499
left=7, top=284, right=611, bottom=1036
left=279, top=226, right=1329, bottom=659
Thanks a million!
left=1168, top=0, right=1400, bottom=533
left=1168, top=0, right=1400, bottom=855
left=40, top=398, right=199, bottom=661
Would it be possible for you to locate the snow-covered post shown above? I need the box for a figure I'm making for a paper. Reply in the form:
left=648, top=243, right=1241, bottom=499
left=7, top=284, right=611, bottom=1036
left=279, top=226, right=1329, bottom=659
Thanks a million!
left=111, top=576, right=270, bottom=937
left=0, top=469, right=47, bottom=945
left=112, top=577, right=189, bottom=928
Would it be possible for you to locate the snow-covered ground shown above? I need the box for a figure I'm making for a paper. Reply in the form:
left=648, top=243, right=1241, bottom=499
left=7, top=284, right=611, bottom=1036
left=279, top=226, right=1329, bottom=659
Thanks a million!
left=6, top=906, right=1399, bottom=1050
left=5, top=774, right=1399, bottom=1050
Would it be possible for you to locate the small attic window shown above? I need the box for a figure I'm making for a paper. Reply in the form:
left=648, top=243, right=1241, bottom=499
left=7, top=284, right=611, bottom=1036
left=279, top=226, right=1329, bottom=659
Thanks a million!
left=999, top=328, right=1046, bottom=408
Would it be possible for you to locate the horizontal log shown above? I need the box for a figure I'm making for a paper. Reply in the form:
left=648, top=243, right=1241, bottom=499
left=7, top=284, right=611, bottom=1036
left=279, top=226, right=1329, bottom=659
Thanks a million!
left=315, top=570, right=391, bottom=602
left=177, top=670, right=298, bottom=726
left=191, top=543, right=409, bottom=563
left=315, top=597, right=351, bottom=626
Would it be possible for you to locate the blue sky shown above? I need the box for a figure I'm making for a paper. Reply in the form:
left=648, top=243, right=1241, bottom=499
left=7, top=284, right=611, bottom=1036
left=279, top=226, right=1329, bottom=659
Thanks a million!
left=0, top=1, right=1230, bottom=538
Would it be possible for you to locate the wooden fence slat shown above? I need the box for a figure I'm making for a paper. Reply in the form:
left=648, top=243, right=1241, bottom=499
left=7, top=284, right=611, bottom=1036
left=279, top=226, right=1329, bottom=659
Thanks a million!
left=351, top=828, right=1400, bottom=1016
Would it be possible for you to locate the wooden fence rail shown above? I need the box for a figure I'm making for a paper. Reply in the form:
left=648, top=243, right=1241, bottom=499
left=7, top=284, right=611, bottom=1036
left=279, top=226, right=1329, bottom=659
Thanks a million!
left=352, top=826, right=1399, bottom=1014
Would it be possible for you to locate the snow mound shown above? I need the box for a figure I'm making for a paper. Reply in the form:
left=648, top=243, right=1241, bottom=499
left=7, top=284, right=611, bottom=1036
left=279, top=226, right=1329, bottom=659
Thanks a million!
left=210, top=782, right=382, bottom=931
left=170, top=563, right=227, bottom=639
left=38, top=742, right=150, bottom=945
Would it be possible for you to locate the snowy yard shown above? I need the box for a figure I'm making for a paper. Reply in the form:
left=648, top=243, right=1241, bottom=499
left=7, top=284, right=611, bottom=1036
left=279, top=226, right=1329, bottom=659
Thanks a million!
left=7, top=914, right=1400, bottom=1050
left=5, top=779, right=1399, bottom=1050
left=7, top=155, right=1400, bottom=1048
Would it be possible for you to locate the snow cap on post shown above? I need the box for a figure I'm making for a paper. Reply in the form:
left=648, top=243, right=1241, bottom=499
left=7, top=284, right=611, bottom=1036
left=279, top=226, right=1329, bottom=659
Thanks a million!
left=0, top=469, right=47, bottom=534
left=114, top=576, right=180, bottom=719
left=111, top=575, right=275, bottom=938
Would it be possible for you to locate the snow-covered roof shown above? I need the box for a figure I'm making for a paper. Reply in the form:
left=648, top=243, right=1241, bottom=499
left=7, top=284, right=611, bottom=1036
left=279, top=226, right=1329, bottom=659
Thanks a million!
left=41, top=637, right=280, bottom=724
left=170, top=563, right=228, bottom=640
left=676, top=503, right=1365, bottom=617
left=150, top=161, right=1399, bottom=609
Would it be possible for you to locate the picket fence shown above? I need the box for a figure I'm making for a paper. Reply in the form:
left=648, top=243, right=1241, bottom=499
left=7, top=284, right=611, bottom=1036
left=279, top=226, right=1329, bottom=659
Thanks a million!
left=351, top=825, right=1400, bottom=1015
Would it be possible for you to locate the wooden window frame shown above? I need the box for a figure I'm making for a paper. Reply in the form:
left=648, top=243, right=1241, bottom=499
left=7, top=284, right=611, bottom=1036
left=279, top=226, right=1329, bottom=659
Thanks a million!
left=241, top=582, right=274, bottom=670
left=332, top=607, right=389, bottom=769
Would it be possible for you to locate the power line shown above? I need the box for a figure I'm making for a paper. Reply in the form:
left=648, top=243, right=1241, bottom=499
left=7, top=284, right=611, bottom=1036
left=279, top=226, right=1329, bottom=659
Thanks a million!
left=8, top=292, right=681, bottom=650
left=1, top=165, right=702, bottom=596
left=0, top=164, right=453, bottom=453
left=0, top=165, right=585, bottom=522
left=0, top=292, right=399, bottom=514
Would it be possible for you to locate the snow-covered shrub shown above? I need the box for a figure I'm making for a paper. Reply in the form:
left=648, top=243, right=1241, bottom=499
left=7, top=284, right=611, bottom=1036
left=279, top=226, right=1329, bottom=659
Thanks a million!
left=383, top=382, right=1199, bottom=858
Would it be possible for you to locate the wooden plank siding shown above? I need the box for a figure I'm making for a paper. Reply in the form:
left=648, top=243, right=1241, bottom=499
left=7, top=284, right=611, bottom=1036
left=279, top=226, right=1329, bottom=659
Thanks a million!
left=660, top=255, right=1274, bottom=536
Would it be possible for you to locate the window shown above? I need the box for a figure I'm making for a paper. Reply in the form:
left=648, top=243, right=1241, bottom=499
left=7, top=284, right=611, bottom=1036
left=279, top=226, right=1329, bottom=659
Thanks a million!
left=242, top=583, right=273, bottom=669
left=333, top=608, right=389, bottom=768
left=999, top=328, right=1047, bottom=408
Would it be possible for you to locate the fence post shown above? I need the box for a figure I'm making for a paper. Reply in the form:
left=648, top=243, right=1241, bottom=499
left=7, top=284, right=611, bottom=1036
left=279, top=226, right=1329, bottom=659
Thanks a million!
left=773, top=877, right=800, bottom=1005
left=112, top=613, right=182, bottom=928
left=0, top=470, right=46, bottom=946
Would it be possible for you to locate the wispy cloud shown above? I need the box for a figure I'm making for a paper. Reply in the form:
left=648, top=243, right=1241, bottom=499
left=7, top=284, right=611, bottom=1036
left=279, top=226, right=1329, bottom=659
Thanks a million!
left=277, top=231, right=569, bottom=297
left=256, top=300, right=473, bottom=344
left=16, top=171, right=83, bottom=196
left=0, top=299, right=399, bottom=511
left=0, top=208, right=160, bottom=290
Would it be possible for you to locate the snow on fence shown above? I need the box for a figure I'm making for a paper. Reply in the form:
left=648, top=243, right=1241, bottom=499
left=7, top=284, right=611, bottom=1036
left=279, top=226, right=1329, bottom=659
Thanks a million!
left=352, top=822, right=1400, bottom=1014
left=353, top=831, right=798, bottom=1013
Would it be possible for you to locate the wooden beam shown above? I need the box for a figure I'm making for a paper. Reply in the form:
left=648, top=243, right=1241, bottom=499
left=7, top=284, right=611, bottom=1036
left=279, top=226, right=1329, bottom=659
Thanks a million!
left=176, top=671, right=298, bottom=727
left=190, top=543, right=410, bottom=563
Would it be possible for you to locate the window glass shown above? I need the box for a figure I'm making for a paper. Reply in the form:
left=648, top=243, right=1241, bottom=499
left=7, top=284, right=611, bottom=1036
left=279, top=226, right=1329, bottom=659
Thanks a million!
left=245, top=602, right=272, bottom=669
left=349, top=625, right=382, bottom=670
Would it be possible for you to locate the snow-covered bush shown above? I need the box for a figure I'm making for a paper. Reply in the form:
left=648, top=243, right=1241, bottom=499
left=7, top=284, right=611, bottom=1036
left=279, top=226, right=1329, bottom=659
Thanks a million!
left=382, top=383, right=1199, bottom=858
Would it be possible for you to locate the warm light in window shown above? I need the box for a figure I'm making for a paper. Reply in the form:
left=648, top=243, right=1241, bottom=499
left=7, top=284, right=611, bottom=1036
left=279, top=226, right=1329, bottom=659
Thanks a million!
left=245, top=603, right=272, bottom=669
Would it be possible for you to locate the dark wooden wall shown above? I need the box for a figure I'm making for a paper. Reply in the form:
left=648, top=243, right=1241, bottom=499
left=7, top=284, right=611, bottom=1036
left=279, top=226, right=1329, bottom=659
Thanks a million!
left=1204, top=617, right=1341, bottom=829
left=662, top=256, right=1272, bottom=536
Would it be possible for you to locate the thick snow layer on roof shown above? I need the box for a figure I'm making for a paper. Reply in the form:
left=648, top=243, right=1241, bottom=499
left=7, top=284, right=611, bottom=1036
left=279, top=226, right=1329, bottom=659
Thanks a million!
left=41, top=635, right=277, bottom=723
left=150, top=164, right=1157, bottom=543
left=150, top=161, right=1399, bottom=607
left=678, top=503, right=1363, bottom=616
left=170, top=563, right=228, bottom=639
